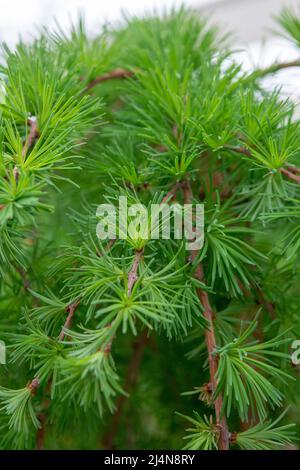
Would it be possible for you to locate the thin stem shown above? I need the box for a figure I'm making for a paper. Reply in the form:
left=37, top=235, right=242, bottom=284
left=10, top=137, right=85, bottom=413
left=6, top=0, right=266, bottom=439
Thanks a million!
left=252, top=59, right=300, bottom=78
left=161, top=180, right=184, bottom=203
left=36, top=413, right=47, bottom=450
left=255, top=287, right=276, bottom=320
left=27, top=377, right=40, bottom=395
left=26, top=298, right=80, bottom=449
left=101, top=247, right=144, bottom=357
left=58, top=299, right=81, bottom=341
left=127, top=249, right=144, bottom=296
left=279, top=167, right=300, bottom=184
left=102, top=182, right=184, bottom=446
left=15, top=264, right=30, bottom=291
left=85, top=68, right=134, bottom=92
left=182, top=179, right=229, bottom=450
left=286, top=164, right=300, bottom=174
left=0, top=118, right=39, bottom=211
left=22, top=118, right=39, bottom=158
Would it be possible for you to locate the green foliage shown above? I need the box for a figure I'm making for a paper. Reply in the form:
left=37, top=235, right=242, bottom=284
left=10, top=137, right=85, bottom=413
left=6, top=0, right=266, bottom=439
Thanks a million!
left=0, top=386, right=40, bottom=434
left=215, top=317, right=292, bottom=421
left=178, top=412, right=219, bottom=450
left=276, top=6, right=300, bottom=47
left=234, top=413, right=296, bottom=450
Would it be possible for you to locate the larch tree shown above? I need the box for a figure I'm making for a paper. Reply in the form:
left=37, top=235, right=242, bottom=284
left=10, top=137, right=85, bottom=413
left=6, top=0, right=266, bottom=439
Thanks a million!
left=0, top=6, right=300, bottom=450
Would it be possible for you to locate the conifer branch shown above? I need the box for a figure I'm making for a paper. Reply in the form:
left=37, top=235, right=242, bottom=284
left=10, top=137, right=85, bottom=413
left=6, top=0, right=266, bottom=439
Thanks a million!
left=223, top=144, right=252, bottom=157
left=286, top=164, right=300, bottom=174
left=255, top=287, right=276, bottom=320
left=279, top=167, right=300, bottom=183
left=252, top=59, right=300, bottom=78
left=36, top=413, right=47, bottom=450
left=22, top=117, right=39, bottom=158
left=15, top=265, right=31, bottom=291
left=86, top=68, right=134, bottom=92
left=182, top=179, right=229, bottom=451
left=58, top=299, right=81, bottom=341
left=225, top=145, right=300, bottom=183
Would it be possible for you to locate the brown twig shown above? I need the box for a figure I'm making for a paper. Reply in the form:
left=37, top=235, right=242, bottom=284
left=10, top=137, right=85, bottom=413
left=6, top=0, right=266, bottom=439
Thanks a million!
left=102, top=329, right=150, bottom=449
left=36, top=299, right=80, bottom=450
left=102, top=182, right=185, bottom=447
left=36, top=413, right=47, bottom=450
left=223, top=144, right=252, bottom=157
left=99, top=246, right=144, bottom=357
left=27, top=377, right=40, bottom=396
left=279, top=167, right=300, bottom=184
left=253, top=59, right=300, bottom=77
left=182, top=179, right=229, bottom=450
left=286, top=164, right=300, bottom=174
left=58, top=299, right=81, bottom=341
left=127, top=249, right=144, bottom=296
left=85, top=68, right=134, bottom=92
left=15, top=265, right=30, bottom=291
left=161, top=180, right=184, bottom=204
left=22, top=118, right=39, bottom=158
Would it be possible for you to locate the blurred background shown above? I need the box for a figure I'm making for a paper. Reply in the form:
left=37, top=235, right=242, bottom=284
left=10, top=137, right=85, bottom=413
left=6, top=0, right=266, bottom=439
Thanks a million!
left=0, top=0, right=300, bottom=100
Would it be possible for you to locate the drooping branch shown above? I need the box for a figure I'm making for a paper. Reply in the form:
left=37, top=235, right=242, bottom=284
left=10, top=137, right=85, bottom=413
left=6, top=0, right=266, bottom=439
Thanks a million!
left=182, top=179, right=229, bottom=450
left=252, top=59, right=300, bottom=78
